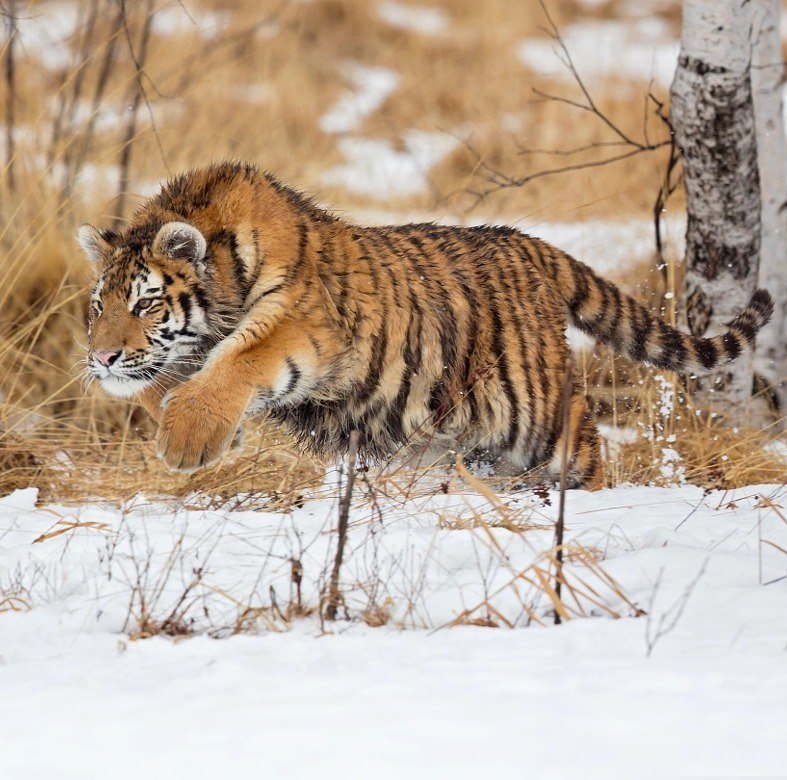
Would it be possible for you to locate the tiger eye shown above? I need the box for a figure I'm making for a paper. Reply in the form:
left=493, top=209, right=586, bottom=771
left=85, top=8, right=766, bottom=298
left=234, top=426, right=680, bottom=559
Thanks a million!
left=134, top=298, right=154, bottom=315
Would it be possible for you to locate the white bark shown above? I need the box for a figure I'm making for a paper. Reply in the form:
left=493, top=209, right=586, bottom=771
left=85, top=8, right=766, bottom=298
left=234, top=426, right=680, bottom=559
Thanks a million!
left=671, top=0, right=760, bottom=416
left=752, top=0, right=787, bottom=405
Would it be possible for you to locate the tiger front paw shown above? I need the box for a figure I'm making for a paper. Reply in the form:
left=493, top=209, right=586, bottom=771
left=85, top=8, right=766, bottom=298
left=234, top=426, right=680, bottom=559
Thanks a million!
left=156, top=379, right=244, bottom=472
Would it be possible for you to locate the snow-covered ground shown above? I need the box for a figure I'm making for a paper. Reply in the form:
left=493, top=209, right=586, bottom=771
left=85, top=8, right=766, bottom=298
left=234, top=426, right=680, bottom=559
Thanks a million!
left=377, top=1, right=449, bottom=36
left=346, top=212, right=686, bottom=279
left=322, top=130, right=460, bottom=198
left=15, top=0, right=80, bottom=71
left=518, top=18, right=679, bottom=87
left=1, top=477, right=785, bottom=777
left=4, top=3, right=786, bottom=776
left=320, top=63, right=401, bottom=134
left=150, top=5, right=231, bottom=40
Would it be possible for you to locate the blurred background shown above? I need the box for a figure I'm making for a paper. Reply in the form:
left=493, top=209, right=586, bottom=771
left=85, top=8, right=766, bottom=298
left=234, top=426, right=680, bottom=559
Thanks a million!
left=0, top=0, right=783, bottom=501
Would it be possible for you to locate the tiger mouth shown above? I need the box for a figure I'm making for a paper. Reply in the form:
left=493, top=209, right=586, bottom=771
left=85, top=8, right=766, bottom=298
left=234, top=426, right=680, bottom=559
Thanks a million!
left=89, top=359, right=165, bottom=397
left=96, top=373, right=154, bottom=399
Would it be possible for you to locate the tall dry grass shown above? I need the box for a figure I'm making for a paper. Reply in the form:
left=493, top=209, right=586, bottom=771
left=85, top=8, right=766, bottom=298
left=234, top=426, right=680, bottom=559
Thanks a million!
left=0, top=0, right=783, bottom=506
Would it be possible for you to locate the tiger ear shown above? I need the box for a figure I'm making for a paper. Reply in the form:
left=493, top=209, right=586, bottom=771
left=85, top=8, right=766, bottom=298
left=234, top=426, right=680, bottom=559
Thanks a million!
left=76, top=224, right=116, bottom=264
left=152, top=222, right=207, bottom=270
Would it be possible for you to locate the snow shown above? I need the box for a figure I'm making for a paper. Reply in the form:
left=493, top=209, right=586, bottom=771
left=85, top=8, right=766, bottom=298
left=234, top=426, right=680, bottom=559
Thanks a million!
left=344, top=213, right=685, bottom=280
left=1, top=478, right=786, bottom=776
left=16, top=1, right=80, bottom=71
left=766, top=438, right=787, bottom=461
left=65, top=100, right=127, bottom=135
left=322, top=130, right=459, bottom=198
left=44, top=161, right=120, bottom=198
left=320, top=63, right=401, bottom=134
left=151, top=4, right=231, bottom=39
left=519, top=19, right=679, bottom=87
left=232, top=83, right=275, bottom=104
left=526, top=217, right=681, bottom=276
left=377, top=1, right=449, bottom=36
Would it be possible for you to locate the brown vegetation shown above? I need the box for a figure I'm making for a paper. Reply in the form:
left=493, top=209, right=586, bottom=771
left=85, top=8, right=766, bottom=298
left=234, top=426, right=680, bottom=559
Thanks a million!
left=0, top=0, right=783, bottom=508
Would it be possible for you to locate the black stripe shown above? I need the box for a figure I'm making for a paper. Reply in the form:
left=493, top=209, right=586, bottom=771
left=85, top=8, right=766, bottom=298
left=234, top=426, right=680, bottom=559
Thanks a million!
left=722, top=331, right=742, bottom=360
left=749, top=290, right=773, bottom=320
left=732, top=320, right=757, bottom=345
left=464, top=231, right=518, bottom=448
left=490, top=236, right=524, bottom=448
left=246, top=283, right=286, bottom=311
left=178, top=292, right=192, bottom=324
left=193, top=286, right=210, bottom=312
left=284, top=357, right=301, bottom=396
left=696, top=338, right=719, bottom=369
left=383, top=261, right=419, bottom=443
left=387, top=231, right=460, bottom=417
left=286, top=221, right=309, bottom=283
left=628, top=300, right=651, bottom=362
left=657, top=321, right=689, bottom=370
left=228, top=231, right=250, bottom=298
left=251, top=228, right=261, bottom=273
left=605, top=283, right=624, bottom=342
left=587, top=276, right=612, bottom=334
left=355, top=326, right=388, bottom=405
left=354, top=238, right=388, bottom=405
left=490, top=305, right=519, bottom=448
left=318, top=232, right=344, bottom=313
left=507, top=238, right=542, bottom=461
left=568, top=263, right=591, bottom=313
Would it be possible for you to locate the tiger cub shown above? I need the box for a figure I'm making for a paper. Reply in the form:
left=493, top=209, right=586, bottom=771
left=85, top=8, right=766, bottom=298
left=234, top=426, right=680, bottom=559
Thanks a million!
left=79, top=161, right=773, bottom=487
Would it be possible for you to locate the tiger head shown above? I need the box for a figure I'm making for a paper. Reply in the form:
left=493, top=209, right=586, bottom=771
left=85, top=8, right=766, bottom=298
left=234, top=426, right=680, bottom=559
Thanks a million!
left=78, top=221, right=214, bottom=398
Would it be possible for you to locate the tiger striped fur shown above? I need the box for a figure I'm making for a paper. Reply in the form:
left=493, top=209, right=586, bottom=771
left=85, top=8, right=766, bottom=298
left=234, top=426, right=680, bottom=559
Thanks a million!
left=80, top=161, right=774, bottom=487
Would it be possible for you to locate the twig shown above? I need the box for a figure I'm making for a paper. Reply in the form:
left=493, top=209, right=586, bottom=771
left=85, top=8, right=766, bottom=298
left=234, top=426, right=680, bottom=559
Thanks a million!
left=644, top=559, right=707, bottom=657
left=554, top=357, right=573, bottom=624
left=325, top=430, right=360, bottom=621
left=63, top=1, right=125, bottom=200
left=113, top=0, right=157, bottom=228
left=467, top=0, right=672, bottom=210
left=649, top=92, right=683, bottom=280
left=47, top=0, right=97, bottom=167
left=3, top=0, right=17, bottom=193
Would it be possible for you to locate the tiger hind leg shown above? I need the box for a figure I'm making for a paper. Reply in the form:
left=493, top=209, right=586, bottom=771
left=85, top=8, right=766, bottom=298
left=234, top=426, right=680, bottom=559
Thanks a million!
left=546, top=392, right=603, bottom=490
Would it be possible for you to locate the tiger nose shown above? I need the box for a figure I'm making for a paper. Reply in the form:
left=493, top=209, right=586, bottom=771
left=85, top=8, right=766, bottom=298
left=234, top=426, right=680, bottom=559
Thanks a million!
left=93, top=349, right=121, bottom=367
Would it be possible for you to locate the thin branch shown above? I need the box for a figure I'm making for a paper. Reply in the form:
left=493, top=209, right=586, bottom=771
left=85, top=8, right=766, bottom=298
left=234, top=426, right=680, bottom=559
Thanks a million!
left=517, top=139, right=632, bottom=157
left=554, top=357, right=573, bottom=625
left=644, top=560, right=707, bottom=657
left=63, top=2, right=125, bottom=200
left=537, top=0, right=642, bottom=148
left=488, top=147, right=658, bottom=190
left=467, top=0, right=673, bottom=209
left=325, top=430, right=360, bottom=621
left=3, top=0, right=17, bottom=193
left=113, top=0, right=158, bottom=228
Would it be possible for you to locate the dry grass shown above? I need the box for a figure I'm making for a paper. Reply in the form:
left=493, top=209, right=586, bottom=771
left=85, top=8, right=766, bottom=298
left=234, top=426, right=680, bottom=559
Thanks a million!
left=0, top=0, right=783, bottom=513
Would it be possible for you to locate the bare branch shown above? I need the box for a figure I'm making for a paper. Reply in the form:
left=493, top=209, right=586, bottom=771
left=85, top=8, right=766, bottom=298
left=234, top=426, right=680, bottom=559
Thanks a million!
left=113, top=0, right=162, bottom=228
left=3, top=0, right=17, bottom=193
left=554, top=357, right=573, bottom=625
left=468, top=0, right=673, bottom=210
left=325, top=429, right=360, bottom=621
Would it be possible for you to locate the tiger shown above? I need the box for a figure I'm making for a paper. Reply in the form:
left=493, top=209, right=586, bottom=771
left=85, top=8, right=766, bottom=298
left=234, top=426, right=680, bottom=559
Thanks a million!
left=79, top=161, right=774, bottom=488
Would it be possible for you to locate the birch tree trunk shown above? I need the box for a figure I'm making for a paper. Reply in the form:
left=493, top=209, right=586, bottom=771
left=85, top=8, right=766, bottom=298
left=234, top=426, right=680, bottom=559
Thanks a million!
left=752, top=0, right=787, bottom=410
left=670, top=0, right=761, bottom=417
